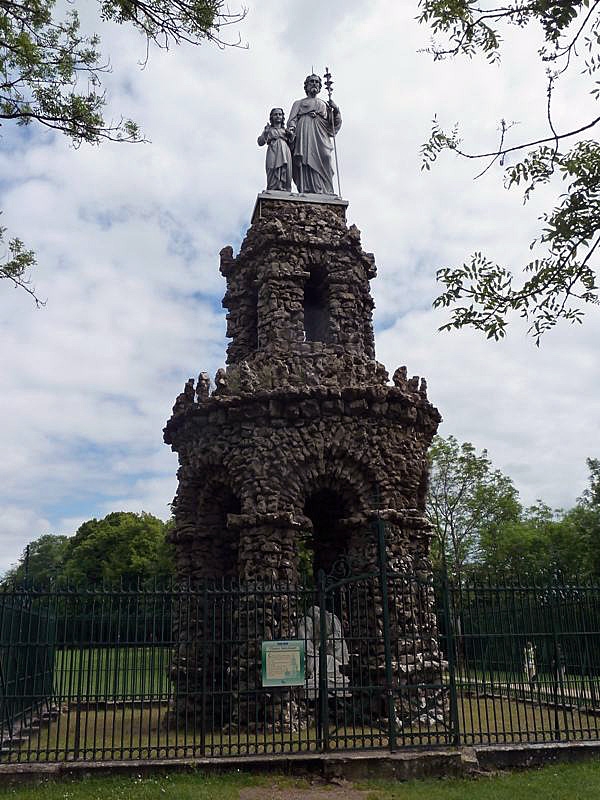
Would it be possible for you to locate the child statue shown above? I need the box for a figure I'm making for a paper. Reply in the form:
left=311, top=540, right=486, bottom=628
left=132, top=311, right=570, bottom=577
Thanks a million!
left=257, top=107, right=292, bottom=192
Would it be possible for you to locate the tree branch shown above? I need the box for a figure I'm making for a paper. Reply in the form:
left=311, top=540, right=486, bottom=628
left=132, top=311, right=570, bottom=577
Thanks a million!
left=454, top=115, right=600, bottom=161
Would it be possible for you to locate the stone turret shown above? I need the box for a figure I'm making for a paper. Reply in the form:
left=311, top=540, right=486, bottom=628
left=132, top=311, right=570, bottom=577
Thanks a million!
left=165, top=194, right=440, bottom=581
left=164, top=192, right=443, bottom=731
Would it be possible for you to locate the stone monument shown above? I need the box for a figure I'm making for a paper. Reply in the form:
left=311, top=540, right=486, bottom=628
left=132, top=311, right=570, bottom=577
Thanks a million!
left=164, top=72, right=443, bottom=734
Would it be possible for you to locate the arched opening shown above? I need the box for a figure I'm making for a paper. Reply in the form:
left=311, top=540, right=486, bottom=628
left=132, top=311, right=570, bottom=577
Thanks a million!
left=303, top=265, right=330, bottom=343
left=301, top=486, right=357, bottom=707
left=191, top=482, right=241, bottom=727
left=198, top=483, right=241, bottom=578
left=303, top=487, right=349, bottom=576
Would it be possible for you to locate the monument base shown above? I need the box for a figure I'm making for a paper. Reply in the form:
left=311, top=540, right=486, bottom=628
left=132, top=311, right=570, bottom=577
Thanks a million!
left=252, top=190, right=348, bottom=222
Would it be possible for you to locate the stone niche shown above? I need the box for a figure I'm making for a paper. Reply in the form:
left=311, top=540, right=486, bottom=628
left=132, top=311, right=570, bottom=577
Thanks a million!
left=164, top=193, right=443, bottom=732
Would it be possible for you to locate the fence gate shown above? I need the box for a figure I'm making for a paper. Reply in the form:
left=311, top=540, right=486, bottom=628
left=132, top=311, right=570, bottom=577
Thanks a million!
left=310, top=534, right=449, bottom=751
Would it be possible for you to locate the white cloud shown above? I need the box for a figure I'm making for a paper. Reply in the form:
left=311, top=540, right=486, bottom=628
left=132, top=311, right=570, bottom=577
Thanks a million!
left=0, top=508, right=52, bottom=574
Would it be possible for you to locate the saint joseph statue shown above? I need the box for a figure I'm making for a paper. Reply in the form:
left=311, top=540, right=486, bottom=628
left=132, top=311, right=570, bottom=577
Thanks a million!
left=287, top=74, right=342, bottom=195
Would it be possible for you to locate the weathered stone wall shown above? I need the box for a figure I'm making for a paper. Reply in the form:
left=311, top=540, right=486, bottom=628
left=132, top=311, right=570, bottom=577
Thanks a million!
left=165, top=377, right=439, bottom=581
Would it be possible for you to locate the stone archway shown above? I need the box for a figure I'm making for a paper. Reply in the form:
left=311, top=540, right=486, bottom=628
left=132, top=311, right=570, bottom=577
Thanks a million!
left=169, top=467, right=244, bottom=581
left=197, top=481, right=242, bottom=579
left=297, top=452, right=378, bottom=578
left=304, top=486, right=348, bottom=575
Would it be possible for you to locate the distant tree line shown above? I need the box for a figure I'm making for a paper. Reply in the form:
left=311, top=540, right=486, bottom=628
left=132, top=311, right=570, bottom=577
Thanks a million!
left=3, top=511, right=174, bottom=588
left=427, top=435, right=600, bottom=582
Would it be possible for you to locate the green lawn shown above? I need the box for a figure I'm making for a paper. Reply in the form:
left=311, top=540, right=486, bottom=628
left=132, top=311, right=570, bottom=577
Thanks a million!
left=53, top=648, right=171, bottom=700
left=4, top=647, right=600, bottom=763
left=1, top=759, right=600, bottom=799
left=2, top=702, right=400, bottom=761
left=3, top=693, right=600, bottom=763
left=358, top=757, right=600, bottom=799
left=457, top=668, right=600, bottom=700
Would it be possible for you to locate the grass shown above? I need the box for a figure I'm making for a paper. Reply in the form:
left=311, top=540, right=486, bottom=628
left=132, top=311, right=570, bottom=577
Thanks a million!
left=0, top=771, right=281, bottom=800
left=1, top=759, right=600, bottom=799
left=358, top=758, right=600, bottom=799
left=53, top=648, right=171, bottom=700
left=5, top=647, right=600, bottom=763
left=456, top=693, right=600, bottom=744
left=2, top=702, right=400, bottom=761
left=457, top=668, right=600, bottom=701
left=4, top=691, right=600, bottom=763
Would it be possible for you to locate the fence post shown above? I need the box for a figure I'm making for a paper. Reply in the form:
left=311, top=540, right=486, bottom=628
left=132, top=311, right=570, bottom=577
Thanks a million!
left=441, top=567, right=460, bottom=746
left=73, top=598, right=84, bottom=761
left=200, top=584, right=208, bottom=754
left=0, top=658, right=9, bottom=735
left=317, top=570, right=329, bottom=752
left=584, top=639, right=598, bottom=709
left=549, top=582, right=566, bottom=741
left=374, top=514, right=396, bottom=751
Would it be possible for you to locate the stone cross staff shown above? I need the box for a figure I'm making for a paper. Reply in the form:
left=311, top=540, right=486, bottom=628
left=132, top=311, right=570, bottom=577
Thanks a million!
left=258, top=70, right=342, bottom=196
left=323, top=67, right=342, bottom=197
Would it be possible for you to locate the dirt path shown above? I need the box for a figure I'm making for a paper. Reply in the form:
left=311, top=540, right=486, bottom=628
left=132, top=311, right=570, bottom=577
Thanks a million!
left=239, top=780, right=371, bottom=800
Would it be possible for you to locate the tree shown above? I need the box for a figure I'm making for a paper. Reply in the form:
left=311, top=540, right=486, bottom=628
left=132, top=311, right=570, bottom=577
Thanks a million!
left=473, top=458, right=600, bottom=579
left=62, top=511, right=174, bottom=585
left=426, top=434, right=521, bottom=579
left=580, top=456, right=600, bottom=507
left=0, top=224, right=38, bottom=303
left=418, top=0, right=600, bottom=342
left=563, top=457, right=600, bottom=576
left=2, top=512, right=175, bottom=587
left=3, top=533, right=69, bottom=585
left=1, top=1, right=246, bottom=301
left=478, top=501, right=587, bottom=580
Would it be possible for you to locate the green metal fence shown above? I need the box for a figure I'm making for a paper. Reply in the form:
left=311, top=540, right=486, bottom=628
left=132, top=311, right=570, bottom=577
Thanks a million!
left=445, top=578, right=600, bottom=745
left=1, top=571, right=600, bottom=762
left=0, top=595, right=55, bottom=736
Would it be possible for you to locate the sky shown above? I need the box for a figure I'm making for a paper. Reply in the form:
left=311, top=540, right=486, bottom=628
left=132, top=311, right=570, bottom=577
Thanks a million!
left=1, top=0, right=599, bottom=575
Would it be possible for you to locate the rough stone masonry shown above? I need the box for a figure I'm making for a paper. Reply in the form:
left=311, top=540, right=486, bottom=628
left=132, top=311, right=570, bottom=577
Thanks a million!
left=163, top=193, right=443, bottom=732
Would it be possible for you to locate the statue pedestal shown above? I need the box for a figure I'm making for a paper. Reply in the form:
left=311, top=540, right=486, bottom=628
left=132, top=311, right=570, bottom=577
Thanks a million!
left=252, top=190, right=348, bottom=222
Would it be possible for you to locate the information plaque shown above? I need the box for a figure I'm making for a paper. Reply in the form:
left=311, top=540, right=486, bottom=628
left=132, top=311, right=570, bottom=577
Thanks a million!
left=261, top=640, right=305, bottom=687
